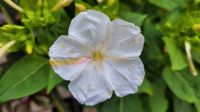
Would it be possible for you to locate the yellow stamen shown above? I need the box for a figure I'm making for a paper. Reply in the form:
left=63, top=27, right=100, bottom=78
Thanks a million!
left=93, top=51, right=103, bottom=61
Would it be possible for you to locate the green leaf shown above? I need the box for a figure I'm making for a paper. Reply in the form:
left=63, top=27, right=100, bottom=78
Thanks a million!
left=192, top=46, right=200, bottom=64
left=149, top=0, right=176, bottom=10
left=123, top=95, right=144, bottom=112
left=47, top=68, right=63, bottom=93
left=149, top=82, right=168, bottom=112
left=178, top=69, right=200, bottom=112
left=119, top=12, right=147, bottom=27
left=0, top=55, right=49, bottom=102
left=20, top=0, right=62, bottom=28
left=96, top=0, right=119, bottom=19
left=97, top=96, right=118, bottom=112
left=19, top=0, right=37, bottom=11
left=186, top=73, right=200, bottom=112
left=99, top=95, right=144, bottom=112
left=195, top=100, right=200, bottom=112
left=19, top=0, right=58, bottom=11
left=138, top=79, right=153, bottom=95
left=174, top=97, right=195, bottom=112
left=162, top=67, right=196, bottom=103
left=195, top=0, right=200, bottom=3
left=148, top=0, right=187, bottom=11
left=143, top=19, right=163, bottom=61
left=35, top=10, right=70, bottom=48
left=163, top=37, right=187, bottom=70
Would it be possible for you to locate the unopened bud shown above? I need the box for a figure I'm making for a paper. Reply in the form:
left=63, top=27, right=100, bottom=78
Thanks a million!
left=192, top=24, right=200, bottom=32
left=51, top=0, right=73, bottom=12
left=25, top=41, right=33, bottom=54
left=75, top=3, right=86, bottom=12
left=185, top=41, right=198, bottom=76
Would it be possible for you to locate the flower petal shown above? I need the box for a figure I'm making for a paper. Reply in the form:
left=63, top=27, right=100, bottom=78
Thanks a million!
left=50, top=57, right=91, bottom=80
left=49, top=35, right=91, bottom=58
left=49, top=35, right=92, bottom=80
left=69, top=62, right=113, bottom=106
left=68, top=10, right=110, bottom=49
left=105, top=19, right=144, bottom=58
left=105, top=58, right=145, bottom=97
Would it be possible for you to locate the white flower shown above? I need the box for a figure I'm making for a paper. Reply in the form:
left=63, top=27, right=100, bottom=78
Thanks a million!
left=49, top=10, right=145, bottom=106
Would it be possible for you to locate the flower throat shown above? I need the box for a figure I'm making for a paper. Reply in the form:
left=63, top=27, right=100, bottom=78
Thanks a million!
left=93, top=51, right=104, bottom=61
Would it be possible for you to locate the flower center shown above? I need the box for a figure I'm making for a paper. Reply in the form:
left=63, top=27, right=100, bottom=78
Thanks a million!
left=92, top=51, right=104, bottom=61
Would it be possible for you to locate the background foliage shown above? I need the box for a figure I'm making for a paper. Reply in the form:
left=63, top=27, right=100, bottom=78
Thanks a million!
left=0, top=0, right=200, bottom=112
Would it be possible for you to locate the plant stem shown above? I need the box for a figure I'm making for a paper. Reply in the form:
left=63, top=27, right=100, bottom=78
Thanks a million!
left=50, top=89, right=70, bottom=112
left=0, top=40, right=16, bottom=58
left=3, top=0, right=23, bottom=12
left=50, top=92, right=65, bottom=112
left=119, top=97, right=124, bottom=112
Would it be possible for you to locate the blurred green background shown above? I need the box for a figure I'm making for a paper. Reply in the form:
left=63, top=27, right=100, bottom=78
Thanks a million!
left=0, top=0, right=200, bottom=112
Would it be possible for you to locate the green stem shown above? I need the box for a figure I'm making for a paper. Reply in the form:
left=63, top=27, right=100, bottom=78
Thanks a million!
left=3, top=0, right=23, bottom=12
left=50, top=92, right=65, bottom=112
left=119, top=97, right=124, bottom=112
left=0, top=40, right=16, bottom=58
left=50, top=89, right=70, bottom=112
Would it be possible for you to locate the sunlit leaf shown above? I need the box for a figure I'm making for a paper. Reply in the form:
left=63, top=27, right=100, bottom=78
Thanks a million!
left=123, top=95, right=144, bottom=112
left=149, top=82, right=168, bottom=112
left=0, top=55, right=49, bottom=102
left=174, top=97, right=195, bottom=112
left=162, top=67, right=196, bottom=103
left=163, top=37, right=187, bottom=70
left=97, top=96, right=118, bottom=112
left=138, top=79, right=153, bottom=95
left=148, top=0, right=188, bottom=11
left=47, top=68, right=63, bottom=93
left=119, top=12, right=147, bottom=27
left=192, top=46, right=200, bottom=64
